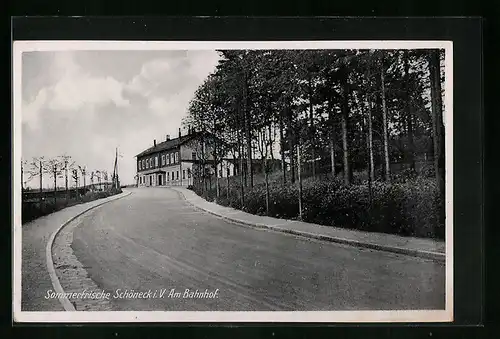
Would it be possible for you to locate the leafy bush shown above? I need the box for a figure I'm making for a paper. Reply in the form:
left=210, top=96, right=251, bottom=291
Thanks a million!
left=193, top=175, right=445, bottom=240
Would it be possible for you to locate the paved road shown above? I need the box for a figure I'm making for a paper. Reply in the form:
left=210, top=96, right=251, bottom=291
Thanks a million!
left=71, top=187, right=445, bottom=311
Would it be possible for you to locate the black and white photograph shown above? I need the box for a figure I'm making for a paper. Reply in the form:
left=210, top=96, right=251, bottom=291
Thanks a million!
left=13, top=40, right=453, bottom=323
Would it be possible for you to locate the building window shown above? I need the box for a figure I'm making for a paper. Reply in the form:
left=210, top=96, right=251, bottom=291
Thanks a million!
left=146, top=159, right=149, bottom=169
left=192, top=151, right=196, bottom=160
left=142, top=159, right=145, bottom=169
left=175, top=152, right=178, bottom=163
left=155, top=156, right=158, bottom=167
left=183, top=170, right=186, bottom=179
left=176, top=171, right=179, bottom=180
left=227, top=168, right=230, bottom=177
left=167, top=172, right=170, bottom=181
left=162, top=155, right=165, bottom=166
left=170, top=153, right=174, bottom=164
left=138, top=161, right=141, bottom=170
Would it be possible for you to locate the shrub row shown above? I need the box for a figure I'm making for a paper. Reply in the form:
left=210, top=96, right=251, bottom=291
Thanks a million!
left=193, top=176, right=444, bottom=240
left=22, top=188, right=123, bottom=224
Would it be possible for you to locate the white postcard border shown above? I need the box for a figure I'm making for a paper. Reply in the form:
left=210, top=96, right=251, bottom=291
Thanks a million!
left=12, top=40, right=453, bottom=323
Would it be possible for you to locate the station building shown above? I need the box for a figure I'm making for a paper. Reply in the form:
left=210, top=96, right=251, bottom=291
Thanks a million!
left=135, top=128, right=235, bottom=187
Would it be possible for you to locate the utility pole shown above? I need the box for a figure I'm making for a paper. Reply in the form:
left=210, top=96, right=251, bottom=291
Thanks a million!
left=112, top=148, right=118, bottom=189
left=179, top=128, right=182, bottom=186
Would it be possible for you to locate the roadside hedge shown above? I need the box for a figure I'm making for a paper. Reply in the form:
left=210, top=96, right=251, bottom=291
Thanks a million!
left=22, top=188, right=123, bottom=224
left=193, top=176, right=444, bottom=240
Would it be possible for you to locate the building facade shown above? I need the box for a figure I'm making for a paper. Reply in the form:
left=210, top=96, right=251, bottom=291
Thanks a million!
left=135, top=129, right=235, bottom=187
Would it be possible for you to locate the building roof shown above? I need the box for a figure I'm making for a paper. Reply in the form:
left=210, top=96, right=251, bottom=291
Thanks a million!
left=135, top=131, right=204, bottom=158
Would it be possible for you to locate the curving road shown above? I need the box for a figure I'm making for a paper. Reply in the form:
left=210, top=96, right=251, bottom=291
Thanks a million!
left=71, top=187, right=445, bottom=311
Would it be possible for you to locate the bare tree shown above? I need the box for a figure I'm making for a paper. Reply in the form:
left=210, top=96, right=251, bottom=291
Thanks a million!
left=21, top=159, right=27, bottom=192
left=78, top=165, right=87, bottom=195
left=60, top=155, right=75, bottom=200
left=22, top=159, right=38, bottom=192
left=72, top=168, right=79, bottom=199
left=428, top=49, right=445, bottom=213
left=95, top=170, right=102, bottom=191
left=28, top=157, right=45, bottom=202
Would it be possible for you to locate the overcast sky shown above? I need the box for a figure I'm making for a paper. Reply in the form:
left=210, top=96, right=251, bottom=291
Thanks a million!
left=21, top=50, right=221, bottom=188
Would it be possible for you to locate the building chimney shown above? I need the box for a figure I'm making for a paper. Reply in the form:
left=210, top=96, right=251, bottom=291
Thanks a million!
left=166, top=134, right=170, bottom=141
left=154, top=139, right=156, bottom=147
left=178, top=128, right=181, bottom=139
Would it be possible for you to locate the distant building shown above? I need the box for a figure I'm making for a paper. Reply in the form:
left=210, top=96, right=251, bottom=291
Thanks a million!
left=135, top=128, right=236, bottom=187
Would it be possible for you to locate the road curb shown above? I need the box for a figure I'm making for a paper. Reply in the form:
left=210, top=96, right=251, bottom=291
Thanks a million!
left=46, top=191, right=133, bottom=311
left=172, top=188, right=445, bottom=263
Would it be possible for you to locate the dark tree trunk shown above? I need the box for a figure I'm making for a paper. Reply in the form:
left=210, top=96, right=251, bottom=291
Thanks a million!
left=340, top=68, right=351, bottom=185
left=380, top=53, right=391, bottom=181
left=363, top=113, right=373, bottom=206
left=297, top=145, right=303, bottom=220
left=243, top=71, right=253, bottom=188
left=239, top=128, right=245, bottom=205
left=268, top=124, right=275, bottom=162
left=287, top=104, right=295, bottom=184
left=404, top=51, right=416, bottom=172
left=227, top=168, right=230, bottom=200
left=367, top=100, right=375, bottom=182
left=279, top=112, right=287, bottom=185
left=214, top=134, right=220, bottom=198
left=328, top=104, right=336, bottom=176
left=308, top=74, right=316, bottom=177
left=429, top=50, right=445, bottom=221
